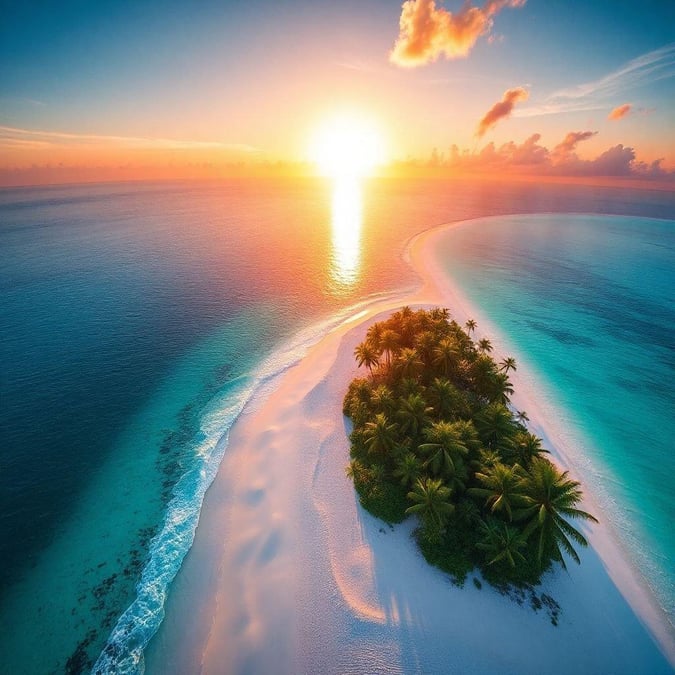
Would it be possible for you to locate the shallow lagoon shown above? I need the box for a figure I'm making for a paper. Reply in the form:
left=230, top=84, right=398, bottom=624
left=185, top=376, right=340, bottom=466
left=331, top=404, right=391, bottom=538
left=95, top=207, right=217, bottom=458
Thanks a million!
left=0, top=178, right=673, bottom=671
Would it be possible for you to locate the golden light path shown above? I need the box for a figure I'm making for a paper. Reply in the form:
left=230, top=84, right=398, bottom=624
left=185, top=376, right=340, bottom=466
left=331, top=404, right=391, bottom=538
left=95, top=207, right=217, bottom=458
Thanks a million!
left=330, top=176, right=362, bottom=289
left=307, top=110, right=384, bottom=292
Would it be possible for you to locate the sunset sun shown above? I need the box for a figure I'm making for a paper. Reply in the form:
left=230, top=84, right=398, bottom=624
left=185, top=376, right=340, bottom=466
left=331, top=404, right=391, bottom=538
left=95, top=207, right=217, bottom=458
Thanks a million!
left=309, top=113, right=385, bottom=179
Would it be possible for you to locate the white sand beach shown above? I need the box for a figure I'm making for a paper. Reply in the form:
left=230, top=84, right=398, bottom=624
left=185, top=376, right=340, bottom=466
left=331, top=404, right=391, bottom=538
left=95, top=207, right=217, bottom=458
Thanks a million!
left=145, top=223, right=675, bottom=674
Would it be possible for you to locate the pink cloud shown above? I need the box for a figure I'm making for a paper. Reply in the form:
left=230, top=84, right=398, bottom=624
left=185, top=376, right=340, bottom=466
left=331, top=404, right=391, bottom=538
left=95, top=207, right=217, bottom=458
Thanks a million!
left=608, top=103, right=632, bottom=121
left=584, top=144, right=635, bottom=175
left=390, top=0, right=526, bottom=67
left=435, top=132, right=673, bottom=180
left=498, top=133, right=549, bottom=164
left=476, top=87, right=529, bottom=137
left=634, top=158, right=669, bottom=178
left=452, top=133, right=549, bottom=168
left=549, top=143, right=646, bottom=177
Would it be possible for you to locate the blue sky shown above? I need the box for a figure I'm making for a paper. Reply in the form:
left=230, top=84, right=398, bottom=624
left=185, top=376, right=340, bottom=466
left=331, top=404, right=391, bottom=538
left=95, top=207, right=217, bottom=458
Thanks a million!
left=1, top=0, right=673, bottom=175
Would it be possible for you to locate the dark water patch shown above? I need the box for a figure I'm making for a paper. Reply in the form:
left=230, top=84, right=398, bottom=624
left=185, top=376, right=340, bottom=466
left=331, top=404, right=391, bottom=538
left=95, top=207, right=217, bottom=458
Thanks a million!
left=611, top=375, right=644, bottom=393
left=524, top=319, right=596, bottom=347
left=58, top=391, right=219, bottom=672
left=552, top=363, right=598, bottom=393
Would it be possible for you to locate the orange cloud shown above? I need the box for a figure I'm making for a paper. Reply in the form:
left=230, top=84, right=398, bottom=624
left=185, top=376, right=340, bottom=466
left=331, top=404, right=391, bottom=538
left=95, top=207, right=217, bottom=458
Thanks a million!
left=476, top=87, right=529, bottom=137
left=608, top=103, right=632, bottom=120
left=552, top=130, right=597, bottom=160
left=390, top=0, right=526, bottom=67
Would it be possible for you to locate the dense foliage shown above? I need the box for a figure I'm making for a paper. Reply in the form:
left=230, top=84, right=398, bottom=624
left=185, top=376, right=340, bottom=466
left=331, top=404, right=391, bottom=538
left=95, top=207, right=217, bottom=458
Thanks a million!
left=344, top=307, right=597, bottom=586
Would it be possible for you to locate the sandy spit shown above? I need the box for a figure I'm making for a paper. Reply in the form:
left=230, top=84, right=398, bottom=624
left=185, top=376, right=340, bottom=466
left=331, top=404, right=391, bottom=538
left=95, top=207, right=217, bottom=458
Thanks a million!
left=145, top=222, right=675, bottom=674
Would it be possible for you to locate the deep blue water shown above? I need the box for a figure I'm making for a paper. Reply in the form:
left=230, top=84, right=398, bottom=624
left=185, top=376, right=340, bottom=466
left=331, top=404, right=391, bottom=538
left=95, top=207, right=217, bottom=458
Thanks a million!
left=0, top=178, right=673, bottom=673
left=434, top=213, right=675, bottom=622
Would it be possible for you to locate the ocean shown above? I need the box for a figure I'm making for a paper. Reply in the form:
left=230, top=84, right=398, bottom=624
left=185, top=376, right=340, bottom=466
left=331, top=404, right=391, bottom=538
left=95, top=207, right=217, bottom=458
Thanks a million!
left=0, top=177, right=673, bottom=673
left=432, top=213, right=675, bottom=623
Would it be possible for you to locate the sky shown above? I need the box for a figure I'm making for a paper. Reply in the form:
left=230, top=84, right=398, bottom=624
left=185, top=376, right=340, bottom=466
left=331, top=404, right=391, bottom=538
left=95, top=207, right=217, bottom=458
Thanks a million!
left=1, top=0, right=674, bottom=184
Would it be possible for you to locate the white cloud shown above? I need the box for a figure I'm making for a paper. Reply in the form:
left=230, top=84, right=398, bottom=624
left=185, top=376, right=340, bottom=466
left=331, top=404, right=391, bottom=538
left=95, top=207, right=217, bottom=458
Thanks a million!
left=517, top=43, right=675, bottom=117
left=0, top=126, right=259, bottom=153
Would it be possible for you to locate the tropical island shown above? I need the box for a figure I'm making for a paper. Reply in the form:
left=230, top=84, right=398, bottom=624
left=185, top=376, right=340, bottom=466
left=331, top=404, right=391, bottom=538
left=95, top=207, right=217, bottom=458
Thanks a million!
left=343, top=306, right=598, bottom=590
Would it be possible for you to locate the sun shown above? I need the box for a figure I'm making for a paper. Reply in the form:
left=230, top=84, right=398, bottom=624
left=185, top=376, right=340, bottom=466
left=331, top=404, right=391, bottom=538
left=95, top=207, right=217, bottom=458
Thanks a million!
left=309, top=112, right=385, bottom=179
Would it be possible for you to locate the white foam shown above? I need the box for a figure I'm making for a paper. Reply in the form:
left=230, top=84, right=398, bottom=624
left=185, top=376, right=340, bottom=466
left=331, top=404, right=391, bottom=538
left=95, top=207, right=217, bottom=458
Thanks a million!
left=92, top=292, right=410, bottom=673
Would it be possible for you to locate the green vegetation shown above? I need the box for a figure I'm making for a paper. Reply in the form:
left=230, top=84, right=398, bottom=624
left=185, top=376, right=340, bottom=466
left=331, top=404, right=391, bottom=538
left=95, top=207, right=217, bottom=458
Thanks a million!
left=343, top=307, right=597, bottom=587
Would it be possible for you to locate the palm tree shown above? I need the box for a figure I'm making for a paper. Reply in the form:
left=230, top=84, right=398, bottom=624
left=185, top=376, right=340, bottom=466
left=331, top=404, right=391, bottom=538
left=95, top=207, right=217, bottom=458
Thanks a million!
left=394, top=347, right=423, bottom=380
left=345, top=458, right=361, bottom=481
left=469, top=463, right=527, bottom=522
left=428, top=377, right=471, bottom=419
left=452, top=419, right=482, bottom=456
left=429, top=307, right=450, bottom=323
left=419, top=421, right=470, bottom=489
left=432, top=338, right=459, bottom=378
left=370, top=384, right=395, bottom=415
left=363, top=413, right=398, bottom=457
left=465, top=318, right=477, bottom=335
left=369, top=462, right=386, bottom=483
left=499, top=357, right=517, bottom=373
left=476, top=448, right=502, bottom=471
left=518, top=458, right=598, bottom=569
left=456, top=498, right=482, bottom=527
left=393, top=451, right=422, bottom=486
left=477, top=518, right=528, bottom=568
left=470, top=355, right=498, bottom=397
left=396, top=393, right=432, bottom=437
left=413, top=330, right=437, bottom=367
left=515, top=410, right=530, bottom=424
left=345, top=458, right=370, bottom=487
left=396, top=306, right=416, bottom=345
left=379, top=329, right=400, bottom=368
left=406, top=477, right=455, bottom=528
left=402, top=377, right=425, bottom=399
left=512, top=431, right=548, bottom=467
left=489, top=372, right=514, bottom=405
left=450, top=321, right=473, bottom=350
left=354, top=342, right=379, bottom=375
left=428, top=377, right=459, bottom=418
left=477, top=338, right=493, bottom=354
left=474, top=403, right=517, bottom=454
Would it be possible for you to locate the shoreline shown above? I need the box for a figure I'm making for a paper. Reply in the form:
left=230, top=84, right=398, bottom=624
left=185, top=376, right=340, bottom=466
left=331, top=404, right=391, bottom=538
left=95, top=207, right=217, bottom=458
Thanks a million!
left=414, top=220, right=675, bottom=658
left=145, top=218, right=675, bottom=673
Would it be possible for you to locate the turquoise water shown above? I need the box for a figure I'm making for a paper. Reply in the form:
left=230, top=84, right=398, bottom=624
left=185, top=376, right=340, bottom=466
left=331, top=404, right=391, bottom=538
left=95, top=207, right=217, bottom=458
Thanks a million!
left=434, top=213, right=675, bottom=623
left=1, top=180, right=673, bottom=673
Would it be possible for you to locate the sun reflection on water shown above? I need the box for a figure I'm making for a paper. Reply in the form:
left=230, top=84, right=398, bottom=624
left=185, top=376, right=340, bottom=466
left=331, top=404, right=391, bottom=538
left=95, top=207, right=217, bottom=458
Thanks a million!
left=330, top=176, right=362, bottom=291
